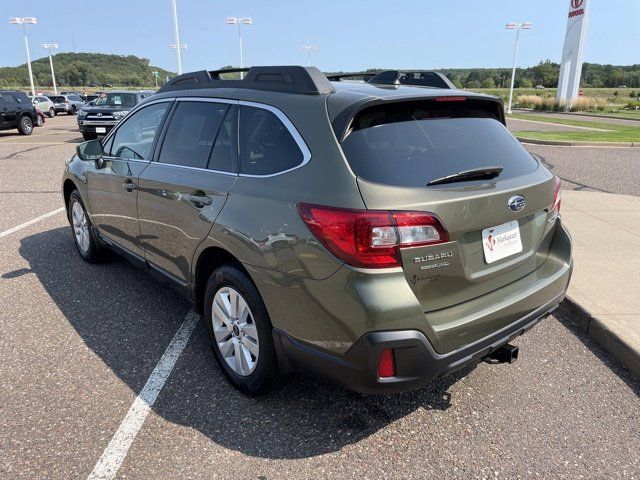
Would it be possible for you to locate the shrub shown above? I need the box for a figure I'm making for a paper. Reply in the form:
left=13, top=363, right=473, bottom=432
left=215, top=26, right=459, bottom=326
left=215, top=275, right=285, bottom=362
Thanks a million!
left=515, top=95, right=543, bottom=109
left=570, top=96, right=607, bottom=112
left=515, top=95, right=606, bottom=112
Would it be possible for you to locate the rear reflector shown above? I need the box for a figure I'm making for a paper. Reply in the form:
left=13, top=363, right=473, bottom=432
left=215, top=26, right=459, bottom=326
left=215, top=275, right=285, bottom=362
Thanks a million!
left=298, top=204, right=449, bottom=268
left=378, top=349, right=395, bottom=378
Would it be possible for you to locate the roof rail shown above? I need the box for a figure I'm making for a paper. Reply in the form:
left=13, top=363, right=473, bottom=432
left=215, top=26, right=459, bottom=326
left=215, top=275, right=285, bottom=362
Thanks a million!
left=368, top=70, right=455, bottom=89
left=326, top=72, right=377, bottom=82
left=157, top=66, right=336, bottom=95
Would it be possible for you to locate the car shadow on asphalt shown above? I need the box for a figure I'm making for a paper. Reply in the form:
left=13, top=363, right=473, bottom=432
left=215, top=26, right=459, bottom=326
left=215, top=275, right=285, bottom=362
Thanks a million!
left=15, top=227, right=474, bottom=460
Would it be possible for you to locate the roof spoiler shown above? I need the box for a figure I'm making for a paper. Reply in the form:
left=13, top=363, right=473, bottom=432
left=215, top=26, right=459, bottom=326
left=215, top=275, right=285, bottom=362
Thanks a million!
left=157, top=66, right=336, bottom=95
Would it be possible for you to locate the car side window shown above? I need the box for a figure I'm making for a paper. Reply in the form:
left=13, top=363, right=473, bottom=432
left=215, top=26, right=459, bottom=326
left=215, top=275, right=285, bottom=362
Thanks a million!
left=158, top=101, right=228, bottom=169
left=208, top=105, right=238, bottom=173
left=108, top=102, right=169, bottom=160
left=2, top=94, right=18, bottom=105
left=239, top=106, right=304, bottom=175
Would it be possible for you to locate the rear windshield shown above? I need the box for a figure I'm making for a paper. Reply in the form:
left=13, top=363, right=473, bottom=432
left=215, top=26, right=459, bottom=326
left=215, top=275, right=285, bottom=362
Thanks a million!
left=50, top=96, right=65, bottom=102
left=340, top=101, right=538, bottom=188
left=95, top=93, right=137, bottom=107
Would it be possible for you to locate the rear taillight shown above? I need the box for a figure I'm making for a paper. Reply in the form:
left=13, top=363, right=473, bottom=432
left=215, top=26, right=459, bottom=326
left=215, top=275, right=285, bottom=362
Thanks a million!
left=298, top=204, right=449, bottom=269
left=552, top=175, right=562, bottom=213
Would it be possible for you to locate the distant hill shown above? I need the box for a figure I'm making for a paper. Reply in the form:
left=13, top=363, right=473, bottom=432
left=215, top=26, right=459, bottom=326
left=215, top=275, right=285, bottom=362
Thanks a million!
left=329, top=61, right=640, bottom=90
left=0, top=52, right=174, bottom=88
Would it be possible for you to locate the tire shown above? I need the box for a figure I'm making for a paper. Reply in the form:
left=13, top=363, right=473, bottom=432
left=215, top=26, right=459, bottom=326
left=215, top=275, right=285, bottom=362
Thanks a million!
left=35, top=115, right=44, bottom=127
left=67, top=190, right=104, bottom=263
left=17, top=116, right=33, bottom=135
left=204, top=265, right=279, bottom=396
left=82, top=133, right=98, bottom=141
left=48, top=108, right=55, bottom=118
left=70, top=106, right=77, bottom=115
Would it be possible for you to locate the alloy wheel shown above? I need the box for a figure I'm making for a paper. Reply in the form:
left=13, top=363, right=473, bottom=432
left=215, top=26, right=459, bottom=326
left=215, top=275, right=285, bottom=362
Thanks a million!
left=71, top=201, right=90, bottom=253
left=212, top=287, right=260, bottom=376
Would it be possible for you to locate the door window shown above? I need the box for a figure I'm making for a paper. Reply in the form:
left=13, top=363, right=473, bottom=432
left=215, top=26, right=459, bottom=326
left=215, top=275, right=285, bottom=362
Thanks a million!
left=108, top=102, right=170, bottom=160
left=2, top=94, right=18, bottom=105
left=239, top=106, right=304, bottom=175
left=158, top=101, right=229, bottom=169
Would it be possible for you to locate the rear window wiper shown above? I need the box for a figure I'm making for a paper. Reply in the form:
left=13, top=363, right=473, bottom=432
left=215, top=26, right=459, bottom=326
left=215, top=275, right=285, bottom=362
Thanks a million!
left=426, top=166, right=504, bottom=186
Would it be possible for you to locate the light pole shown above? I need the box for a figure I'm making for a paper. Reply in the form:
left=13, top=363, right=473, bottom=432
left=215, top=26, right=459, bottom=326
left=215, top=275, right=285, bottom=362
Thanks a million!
left=225, top=17, right=252, bottom=79
left=170, top=0, right=183, bottom=74
left=170, top=42, right=188, bottom=71
left=9, top=17, right=38, bottom=97
left=505, top=22, right=532, bottom=115
left=41, top=43, right=59, bottom=94
left=300, top=45, right=318, bottom=66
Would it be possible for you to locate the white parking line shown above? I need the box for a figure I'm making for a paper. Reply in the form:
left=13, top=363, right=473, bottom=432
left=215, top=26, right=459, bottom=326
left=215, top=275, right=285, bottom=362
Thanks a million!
left=0, top=207, right=65, bottom=239
left=87, top=309, right=200, bottom=480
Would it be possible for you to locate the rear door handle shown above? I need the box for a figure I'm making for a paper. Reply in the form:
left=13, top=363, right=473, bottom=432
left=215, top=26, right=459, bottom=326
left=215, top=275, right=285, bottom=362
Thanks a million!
left=185, top=193, right=213, bottom=207
left=123, top=181, right=137, bottom=191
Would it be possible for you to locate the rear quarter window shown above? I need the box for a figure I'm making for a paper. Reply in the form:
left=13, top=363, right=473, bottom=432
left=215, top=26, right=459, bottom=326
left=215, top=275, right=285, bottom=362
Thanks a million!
left=239, top=106, right=305, bottom=176
left=340, top=100, right=538, bottom=188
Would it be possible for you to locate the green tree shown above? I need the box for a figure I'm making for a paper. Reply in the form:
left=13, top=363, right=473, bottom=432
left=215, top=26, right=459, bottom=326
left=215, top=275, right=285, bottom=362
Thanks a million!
left=481, top=78, right=495, bottom=88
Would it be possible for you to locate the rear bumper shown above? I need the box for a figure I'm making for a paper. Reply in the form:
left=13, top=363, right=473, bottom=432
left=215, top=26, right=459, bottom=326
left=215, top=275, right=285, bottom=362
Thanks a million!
left=271, top=221, right=573, bottom=394
left=274, top=290, right=564, bottom=394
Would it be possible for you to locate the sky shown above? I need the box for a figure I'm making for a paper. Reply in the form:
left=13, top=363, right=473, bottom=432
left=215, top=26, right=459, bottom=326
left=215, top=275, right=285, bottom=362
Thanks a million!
left=0, top=0, right=638, bottom=73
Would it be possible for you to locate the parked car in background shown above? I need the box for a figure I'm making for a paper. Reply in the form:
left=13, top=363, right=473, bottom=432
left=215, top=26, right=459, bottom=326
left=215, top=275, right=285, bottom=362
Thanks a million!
left=29, top=95, right=56, bottom=117
left=83, top=94, right=100, bottom=105
left=50, top=94, right=84, bottom=115
left=63, top=66, right=572, bottom=396
left=76, top=90, right=154, bottom=140
left=61, top=91, right=85, bottom=97
left=0, top=90, right=38, bottom=135
left=535, top=85, right=546, bottom=90
left=34, top=108, right=46, bottom=127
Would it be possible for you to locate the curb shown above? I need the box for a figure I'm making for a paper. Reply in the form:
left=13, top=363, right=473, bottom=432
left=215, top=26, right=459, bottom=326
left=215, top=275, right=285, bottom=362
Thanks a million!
left=511, top=108, right=640, bottom=123
left=516, top=137, right=639, bottom=147
left=558, top=296, right=640, bottom=381
left=565, top=112, right=640, bottom=123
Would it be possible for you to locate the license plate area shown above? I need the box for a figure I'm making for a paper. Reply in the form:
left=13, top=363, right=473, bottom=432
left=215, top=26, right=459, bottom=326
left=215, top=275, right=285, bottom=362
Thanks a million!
left=481, top=220, right=523, bottom=264
left=95, top=127, right=106, bottom=133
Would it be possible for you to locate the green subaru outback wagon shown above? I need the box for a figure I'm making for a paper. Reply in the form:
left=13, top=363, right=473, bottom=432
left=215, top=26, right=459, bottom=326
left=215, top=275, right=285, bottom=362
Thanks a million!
left=62, top=66, right=572, bottom=395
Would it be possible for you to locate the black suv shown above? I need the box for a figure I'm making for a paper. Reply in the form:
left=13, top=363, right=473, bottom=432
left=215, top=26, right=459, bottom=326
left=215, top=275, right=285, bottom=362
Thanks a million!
left=0, top=90, right=38, bottom=136
left=77, top=90, right=154, bottom=140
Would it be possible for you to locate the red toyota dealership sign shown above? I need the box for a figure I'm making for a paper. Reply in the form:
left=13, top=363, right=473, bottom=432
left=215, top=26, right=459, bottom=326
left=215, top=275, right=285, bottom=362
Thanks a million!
left=569, top=0, right=585, bottom=18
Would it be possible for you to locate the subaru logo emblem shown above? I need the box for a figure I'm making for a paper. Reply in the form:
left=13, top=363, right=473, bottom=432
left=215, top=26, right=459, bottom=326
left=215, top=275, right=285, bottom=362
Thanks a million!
left=508, top=195, right=526, bottom=212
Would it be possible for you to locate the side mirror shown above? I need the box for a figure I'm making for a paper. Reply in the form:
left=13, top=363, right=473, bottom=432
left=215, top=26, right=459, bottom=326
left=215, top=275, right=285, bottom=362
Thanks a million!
left=76, top=139, right=104, bottom=168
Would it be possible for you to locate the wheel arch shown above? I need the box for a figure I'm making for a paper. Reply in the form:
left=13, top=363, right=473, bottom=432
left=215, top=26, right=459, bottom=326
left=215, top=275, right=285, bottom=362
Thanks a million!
left=193, top=246, right=253, bottom=313
left=62, top=179, right=78, bottom=211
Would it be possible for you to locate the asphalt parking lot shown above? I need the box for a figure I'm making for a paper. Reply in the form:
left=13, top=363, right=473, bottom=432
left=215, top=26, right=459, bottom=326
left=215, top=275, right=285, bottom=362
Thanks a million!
left=1, top=115, right=639, bottom=479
